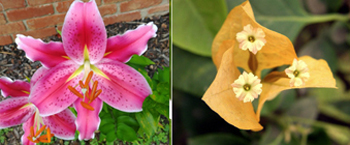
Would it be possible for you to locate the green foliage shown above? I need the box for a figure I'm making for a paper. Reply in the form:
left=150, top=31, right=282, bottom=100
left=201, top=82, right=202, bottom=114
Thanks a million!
left=127, top=55, right=155, bottom=66
left=97, top=55, right=170, bottom=144
left=173, top=0, right=227, bottom=56
left=173, top=46, right=216, bottom=96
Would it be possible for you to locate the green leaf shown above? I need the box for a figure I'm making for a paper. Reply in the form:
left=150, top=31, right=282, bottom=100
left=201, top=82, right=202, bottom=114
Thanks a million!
left=116, top=123, right=138, bottom=141
left=106, top=131, right=117, bottom=142
left=259, top=125, right=283, bottom=145
left=173, top=46, right=216, bottom=97
left=174, top=0, right=227, bottom=56
left=127, top=55, right=155, bottom=66
left=135, top=109, right=157, bottom=137
left=154, top=67, right=170, bottom=83
left=99, top=123, right=116, bottom=133
left=117, top=116, right=139, bottom=131
left=188, top=133, right=248, bottom=145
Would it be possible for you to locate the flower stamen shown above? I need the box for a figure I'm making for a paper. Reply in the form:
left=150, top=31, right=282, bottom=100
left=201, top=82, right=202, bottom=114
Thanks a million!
left=248, top=36, right=255, bottom=42
left=68, top=71, right=102, bottom=111
left=27, top=125, right=54, bottom=144
left=243, top=84, right=251, bottom=91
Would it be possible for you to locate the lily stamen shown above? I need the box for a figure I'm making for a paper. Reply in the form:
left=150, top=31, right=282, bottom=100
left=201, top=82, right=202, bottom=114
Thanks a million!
left=68, top=86, right=84, bottom=99
left=68, top=71, right=102, bottom=111
left=27, top=125, right=54, bottom=144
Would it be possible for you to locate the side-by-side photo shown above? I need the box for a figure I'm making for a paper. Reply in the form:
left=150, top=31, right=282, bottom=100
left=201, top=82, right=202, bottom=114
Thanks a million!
left=0, top=0, right=169, bottom=144
left=174, top=0, right=350, bottom=145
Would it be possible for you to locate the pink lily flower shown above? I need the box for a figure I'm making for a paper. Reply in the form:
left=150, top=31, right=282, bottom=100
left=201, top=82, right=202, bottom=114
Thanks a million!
left=0, top=68, right=76, bottom=145
left=15, top=0, right=156, bottom=140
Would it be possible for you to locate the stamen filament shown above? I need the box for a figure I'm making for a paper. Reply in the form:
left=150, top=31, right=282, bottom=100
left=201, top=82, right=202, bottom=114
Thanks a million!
left=35, top=125, right=46, bottom=137
left=68, top=86, right=84, bottom=99
left=81, top=101, right=95, bottom=111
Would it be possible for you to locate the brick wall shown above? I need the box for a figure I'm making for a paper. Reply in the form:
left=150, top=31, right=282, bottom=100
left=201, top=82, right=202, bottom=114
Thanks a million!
left=0, top=0, right=169, bottom=45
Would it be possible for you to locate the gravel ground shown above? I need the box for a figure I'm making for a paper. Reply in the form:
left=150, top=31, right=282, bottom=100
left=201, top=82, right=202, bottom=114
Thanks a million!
left=0, top=14, right=169, bottom=145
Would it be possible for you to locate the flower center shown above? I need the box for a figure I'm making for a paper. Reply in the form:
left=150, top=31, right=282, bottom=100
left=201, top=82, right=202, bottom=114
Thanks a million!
left=293, top=70, right=299, bottom=77
left=27, top=125, right=54, bottom=143
left=243, top=84, right=251, bottom=91
left=68, top=71, right=102, bottom=111
left=248, top=36, right=255, bottom=42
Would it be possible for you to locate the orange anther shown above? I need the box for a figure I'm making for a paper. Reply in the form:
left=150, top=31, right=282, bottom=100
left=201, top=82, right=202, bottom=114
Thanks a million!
left=79, top=80, right=85, bottom=88
left=47, top=127, right=52, bottom=142
left=37, top=135, right=49, bottom=143
left=81, top=101, right=94, bottom=111
left=35, top=125, right=46, bottom=137
left=91, top=81, right=98, bottom=98
left=68, top=86, right=84, bottom=99
left=85, top=71, right=93, bottom=87
left=93, top=89, right=102, bottom=100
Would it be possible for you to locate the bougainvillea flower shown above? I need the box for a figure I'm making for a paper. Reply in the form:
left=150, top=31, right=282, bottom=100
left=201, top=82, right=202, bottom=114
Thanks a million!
left=0, top=74, right=76, bottom=144
left=231, top=71, right=262, bottom=103
left=285, top=59, right=310, bottom=87
left=236, top=24, right=266, bottom=54
left=15, top=0, right=155, bottom=140
left=203, top=1, right=336, bottom=131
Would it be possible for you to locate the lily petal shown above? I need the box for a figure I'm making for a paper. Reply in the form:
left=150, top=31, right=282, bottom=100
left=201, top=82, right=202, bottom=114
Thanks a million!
left=212, top=1, right=296, bottom=76
left=42, top=109, right=76, bottom=140
left=202, top=47, right=263, bottom=131
left=15, top=34, right=68, bottom=68
left=30, top=60, right=82, bottom=117
left=74, top=97, right=102, bottom=140
left=94, top=58, right=152, bottom=112
left=0, top=77, right=30, bottom=98
left=62, top=0, right=107, bottom=64
left=256, top=56, right=336, bottom=120
left=0, top=97, right=36, bottom=129
left=105, top=22, right=157, bottom=63
left=21, top=115, right=36, bottom=145
left=30, top=67, right=49, bottom=89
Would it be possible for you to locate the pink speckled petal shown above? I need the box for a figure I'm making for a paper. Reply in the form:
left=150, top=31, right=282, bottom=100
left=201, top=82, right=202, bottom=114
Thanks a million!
left=0, top=77, right=30, bottom=98
left=15, top=34, right=68, bottom=68
left=94, top=58, right=152, bottom=112
left=62, top=0, right=107, bottom=64
left=74, top=97, right=102, bottom=140
left=105, top=22, right=157, bottom=63
left=0, top=97, right=36, bottom=129
left=29, top=60, right=82, bottom=117
left=21, top=115, right=36, bottom=145
left=30, top=67, right=49, bottom=89
left=42, top=108, right=76, bottom=140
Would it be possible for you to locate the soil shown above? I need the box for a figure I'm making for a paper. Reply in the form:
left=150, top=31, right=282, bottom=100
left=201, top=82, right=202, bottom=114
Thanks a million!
left=0, top=14, right=169, bottom=145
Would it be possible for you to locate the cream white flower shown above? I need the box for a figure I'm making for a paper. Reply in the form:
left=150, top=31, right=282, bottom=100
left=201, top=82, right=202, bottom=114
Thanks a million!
left=231, top=71, right=262, bottom=103
left=236, top=24, right=266, bottom=54
left=285, top=59, right=310, bottom=87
